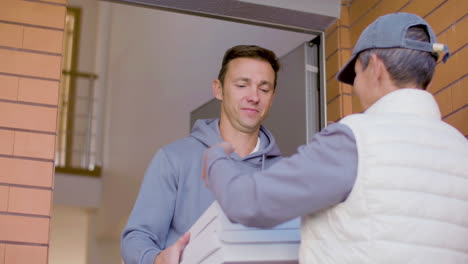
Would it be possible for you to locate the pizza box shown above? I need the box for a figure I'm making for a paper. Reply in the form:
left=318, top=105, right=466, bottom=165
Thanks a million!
left=180, top=202, right=300, bottom=264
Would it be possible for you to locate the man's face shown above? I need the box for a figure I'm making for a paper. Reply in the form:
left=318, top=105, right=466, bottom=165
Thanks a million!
left=214, top=57, right=275, bottom=133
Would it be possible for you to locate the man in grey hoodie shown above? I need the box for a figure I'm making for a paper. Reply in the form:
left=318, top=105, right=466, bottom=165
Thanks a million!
left=121, top=45, right=282, bottom=264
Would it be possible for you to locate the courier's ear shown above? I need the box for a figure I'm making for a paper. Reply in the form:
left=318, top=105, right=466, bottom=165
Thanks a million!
left=212, top=79, right=223, bottom=101
left=367, top=53, right=389, bottom=87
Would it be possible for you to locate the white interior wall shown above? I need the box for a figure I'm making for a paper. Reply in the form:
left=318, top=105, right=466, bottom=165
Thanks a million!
left=53, top=173, right=101, bottom=208
left=87, top=210, right=123, bottom=264
left=49, top=205, right=90, bottom=264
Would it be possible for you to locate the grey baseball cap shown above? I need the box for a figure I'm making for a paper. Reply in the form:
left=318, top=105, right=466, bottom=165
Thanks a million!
left=337, top=12, right=450, bottom=85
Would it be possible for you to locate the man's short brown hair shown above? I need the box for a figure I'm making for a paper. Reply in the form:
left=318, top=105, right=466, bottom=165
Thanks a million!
left=218, top=45, right=280, bottom=88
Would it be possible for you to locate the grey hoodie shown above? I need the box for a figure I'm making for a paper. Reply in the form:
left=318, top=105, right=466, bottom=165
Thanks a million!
left=121, top=119, right=281, bottom=264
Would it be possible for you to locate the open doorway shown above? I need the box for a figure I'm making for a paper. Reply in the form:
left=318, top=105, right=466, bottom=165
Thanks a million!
left=50, top=1, right=338, bottom=263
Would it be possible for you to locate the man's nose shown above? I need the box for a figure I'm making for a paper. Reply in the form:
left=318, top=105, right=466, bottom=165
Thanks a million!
left=246, top=88, right=260, bottom=103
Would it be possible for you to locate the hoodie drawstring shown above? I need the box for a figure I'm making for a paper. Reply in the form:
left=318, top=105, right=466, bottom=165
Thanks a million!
left=261, top=154, right=265, bottom=171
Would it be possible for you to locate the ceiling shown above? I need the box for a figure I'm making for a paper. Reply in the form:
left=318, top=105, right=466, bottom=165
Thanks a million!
left=104, top=0, right=342, bottom=33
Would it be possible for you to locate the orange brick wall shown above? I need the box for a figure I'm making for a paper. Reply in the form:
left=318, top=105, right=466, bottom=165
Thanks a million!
left=325, top=2, right=353, bottom=122
left=326, top=0, right=467, bottom=137
left=0, top=0, right=66, bottom=264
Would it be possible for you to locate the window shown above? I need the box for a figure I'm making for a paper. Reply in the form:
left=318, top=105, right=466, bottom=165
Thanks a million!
left=56, top=8, right=102, bottom=176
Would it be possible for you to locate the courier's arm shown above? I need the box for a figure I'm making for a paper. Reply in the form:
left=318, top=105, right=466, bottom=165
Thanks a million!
left=204, top=123, right=358, bottom=228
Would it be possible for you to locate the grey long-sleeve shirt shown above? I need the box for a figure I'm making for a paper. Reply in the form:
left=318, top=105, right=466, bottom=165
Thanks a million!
left=204, top=123, right=358, bottom=228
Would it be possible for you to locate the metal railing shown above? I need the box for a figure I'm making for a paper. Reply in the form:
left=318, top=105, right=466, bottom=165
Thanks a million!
left=55, top=70, right=102, bottom=176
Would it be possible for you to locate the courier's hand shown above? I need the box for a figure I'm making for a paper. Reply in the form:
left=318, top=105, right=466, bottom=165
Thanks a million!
left=202, top=142, right=235, bottom=184
left=154, top=232, right=190, bottom=264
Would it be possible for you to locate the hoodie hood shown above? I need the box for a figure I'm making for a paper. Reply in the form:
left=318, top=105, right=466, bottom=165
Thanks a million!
left=190, top=119, right=281, bottom=163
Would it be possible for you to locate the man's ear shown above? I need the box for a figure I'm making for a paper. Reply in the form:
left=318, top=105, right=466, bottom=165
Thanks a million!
left=212, top=79, right=223, bottom=100
left=369, top=53, right=385, bottom=81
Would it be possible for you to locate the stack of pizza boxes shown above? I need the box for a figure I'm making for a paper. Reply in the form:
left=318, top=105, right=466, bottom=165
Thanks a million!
left=181, top=202, right=300, bottom=264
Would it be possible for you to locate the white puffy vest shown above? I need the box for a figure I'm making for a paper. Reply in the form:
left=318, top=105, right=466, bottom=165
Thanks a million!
left=300, top=89, right=468, bottom=264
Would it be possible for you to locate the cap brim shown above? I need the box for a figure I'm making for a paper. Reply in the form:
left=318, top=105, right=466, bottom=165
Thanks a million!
left=336, top=54, right=358, bottom=85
